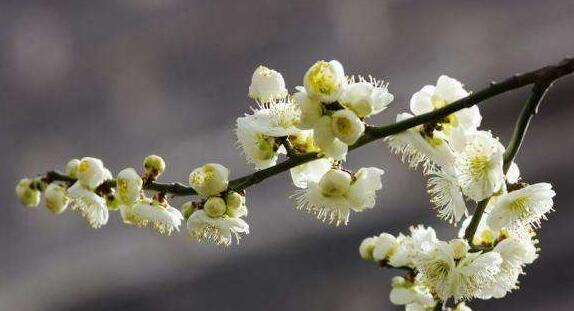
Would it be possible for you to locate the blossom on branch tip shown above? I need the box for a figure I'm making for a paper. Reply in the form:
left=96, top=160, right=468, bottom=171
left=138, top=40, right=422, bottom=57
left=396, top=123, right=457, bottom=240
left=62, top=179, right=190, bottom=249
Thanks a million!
left=44, top=183, right=69, bottom=214
left=189, top=163, right=229, bottom=196
left=303, top=60, right=346, bottom=103
left=248, top=65, right=287, bottom=102
left=16, top=178, right=41, bottom=208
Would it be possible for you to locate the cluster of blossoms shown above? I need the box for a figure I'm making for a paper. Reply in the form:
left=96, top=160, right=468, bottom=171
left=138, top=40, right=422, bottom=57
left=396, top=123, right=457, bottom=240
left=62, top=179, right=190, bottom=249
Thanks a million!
left=16, top=58, right=564, bottom=310
left=16, top=156, right=248, bottom=245
left=238, top=61, right=389, bottom=225
left=360, top=75, right=556, bottom=308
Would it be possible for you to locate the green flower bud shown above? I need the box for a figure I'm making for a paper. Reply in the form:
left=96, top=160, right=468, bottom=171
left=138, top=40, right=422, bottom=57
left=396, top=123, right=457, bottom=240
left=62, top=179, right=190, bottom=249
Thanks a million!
left=181, top=201, right=196, bottom=220
left=65, top=159, right=81, bottom=178
left=16, top=178, right=41, bottom=208
left=204, top=197, right=227, bottom=218
left=144, top=154, right=166, bottom=178
left=44, top=183, right=69, bottom=214
left=225, top=191, right=245, bottom=217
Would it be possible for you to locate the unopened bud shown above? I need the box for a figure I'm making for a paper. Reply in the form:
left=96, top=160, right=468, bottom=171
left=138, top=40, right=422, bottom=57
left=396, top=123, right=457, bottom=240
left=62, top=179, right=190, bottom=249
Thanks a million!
left=248, top=65, right=287, bottom=101
left=181, top=201, right=196, bottom=220
left=359, top=236, right=377, bottom=261
left=450, top=239, right=470, bottom=259
left=117, top=168, right=143, bottom=205
left=303, top=60, right=346, bottom=103
left=331, top=109, right=365, bottom=145
left=77, top=157, right=107, bottom=189
left=319, top=169, right=352, bottom=197
left=16, top=178, right=41, bottom=208
left=204, top=197, right=227, bottom=218
left=65, top=159, right=81, bottom=178
left=225, top=191, right=246, bottom=217
left=44, top=183, right=69, bottom=214
left=143, top=154, right=166, bottom=178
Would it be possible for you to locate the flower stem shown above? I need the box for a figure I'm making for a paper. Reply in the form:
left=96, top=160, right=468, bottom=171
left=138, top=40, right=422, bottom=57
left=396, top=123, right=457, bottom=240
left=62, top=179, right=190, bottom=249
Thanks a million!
left=42, top=58, right=574, bottom=198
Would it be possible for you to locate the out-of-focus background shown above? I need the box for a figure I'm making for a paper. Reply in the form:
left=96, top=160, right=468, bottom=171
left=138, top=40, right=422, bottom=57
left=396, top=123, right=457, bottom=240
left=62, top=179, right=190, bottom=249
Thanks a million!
left=1, top=0, right=573, bottom=310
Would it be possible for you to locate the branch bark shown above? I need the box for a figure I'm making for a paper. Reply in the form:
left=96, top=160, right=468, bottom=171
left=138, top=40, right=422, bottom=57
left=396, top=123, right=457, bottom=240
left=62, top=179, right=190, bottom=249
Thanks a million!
left=43, top=58, right=574, bottom=198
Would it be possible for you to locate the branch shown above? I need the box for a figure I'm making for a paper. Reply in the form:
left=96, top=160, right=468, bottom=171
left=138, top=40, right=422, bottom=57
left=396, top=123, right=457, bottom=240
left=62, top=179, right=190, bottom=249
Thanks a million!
left=43, top=58, right=574, bottom=198
left=464, top=81, right=553, bottom=244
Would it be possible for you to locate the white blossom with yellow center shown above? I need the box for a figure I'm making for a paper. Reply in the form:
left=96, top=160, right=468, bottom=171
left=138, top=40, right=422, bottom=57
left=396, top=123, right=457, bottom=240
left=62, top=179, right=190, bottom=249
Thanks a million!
left=303, top=60, right=346, bottom=103
left=44, top=183, right=69, bottom=214
left=340, top=76, right=394, bottom=118
left=116, top=168, right=143, bottom=205
left=189, top=163, right=229, bottom=196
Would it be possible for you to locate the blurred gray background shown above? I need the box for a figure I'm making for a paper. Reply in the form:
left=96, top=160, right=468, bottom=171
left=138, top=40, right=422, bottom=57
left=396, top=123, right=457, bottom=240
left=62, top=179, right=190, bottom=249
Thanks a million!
left=1, top=0, right=573, bottom=310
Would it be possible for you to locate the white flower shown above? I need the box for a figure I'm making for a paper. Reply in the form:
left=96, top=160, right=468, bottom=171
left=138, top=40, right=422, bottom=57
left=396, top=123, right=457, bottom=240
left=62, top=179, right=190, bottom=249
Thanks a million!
left=427, top=166, right=467, bottom=224
left=187, top=209, right=249, bottom=246
left=16, top=178, right=41, bottom=208
left=303, top=60, right=346, bottom=103
left=458, top=215, right=499, bottom=247
left=65, top=159, right=81, bottom=178
left=330, top=109, right=365, bottom=145
left=120, top=198, right=183, bottom=236
left=116, top=168, right=143, bottom=205
left=410, top=75, right=480, bottom=133
left=248, top=65, right=287, bottom=101
left=225, top=191, right=248, bottom=217
left=189, top=163, right=230, bottom=196
left=67, top=181, right=109, bottom=229
left=77, top=157, right=109, bottom=190
left=44, top=183, right=69, bottom=214
left=390, top=276, right=435, bottom=307
left=487, top=183, right=555, bottom=230
left=294, top=167, right=384, bottom=225
left=242, top=100, right=301, bottom=137
left=236, top=116, right=285, bottom=170
left=313, top=116, right=348, bottom=161
left=290, top=158, right=332, bottom=189
left=455, top=131, right=505, bottom=201
left=340, top=77, right=394, bottom=118
left=293, top=87, right=323, bottom=130
left=386, top=113, right=456, bottom=172
left=415, top=241, right=502, bottom=302
left=478, top=236, right=538, bottom=299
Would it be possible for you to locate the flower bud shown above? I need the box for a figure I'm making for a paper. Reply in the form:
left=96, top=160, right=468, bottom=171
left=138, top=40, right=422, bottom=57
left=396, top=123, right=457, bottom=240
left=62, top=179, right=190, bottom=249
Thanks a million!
left=225, top=191, right=246, bottom=217
left=293, top=89, right=322, bottom=130
left=77, top=157, right=107, bottom=189
left=449, top=238, right=470, bottom=259
left=65, top=159, right=81, bottom=178
left=44, top=183, right=69, bottom=214
left=303, top=60, right=346, bottom=103
left=359, top=236, right=377, bottom=261
left=248, top=65, right=288, bottom=101
left=372, top=233, right=397, bottom=261
left=189, top=163, right=229, bottom=196
left=16, top=178, right=41, bottom=208
left=331, top=109, right=365, bottom=145
left=319, top=169, right=352, bottom=197
left=181, top=201, right=196, bottom=220
left=143, top=154, right=166, bottom=178
left=117, top=168, right=143, bottom=205
left=204, top=197, right=227, bottom=218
